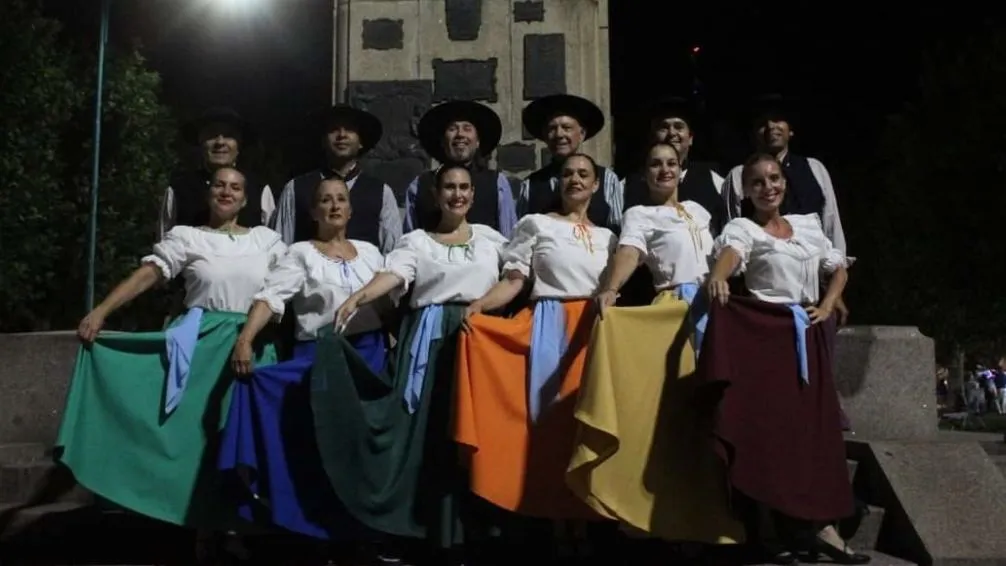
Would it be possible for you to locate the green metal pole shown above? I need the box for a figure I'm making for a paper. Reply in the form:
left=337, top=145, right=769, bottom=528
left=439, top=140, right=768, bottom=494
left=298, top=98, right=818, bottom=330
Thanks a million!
left=86, top=0, right=111, bottom=312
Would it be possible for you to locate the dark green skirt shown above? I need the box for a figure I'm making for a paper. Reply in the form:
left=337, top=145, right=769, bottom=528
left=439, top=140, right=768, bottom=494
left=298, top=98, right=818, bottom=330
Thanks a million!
left=311, top=305, right=468, bottom=548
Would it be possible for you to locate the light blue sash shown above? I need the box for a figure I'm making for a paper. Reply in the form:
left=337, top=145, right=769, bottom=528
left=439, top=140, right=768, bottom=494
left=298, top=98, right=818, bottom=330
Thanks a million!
left=786, top=305, right=811, bottom=384
left=404, top=304, right=444, bottom=414
left=676, top=282, right=708, bottom=359
left=528, top=299, right=567, bottom=423
left=163, top=307, right=204, bottom=415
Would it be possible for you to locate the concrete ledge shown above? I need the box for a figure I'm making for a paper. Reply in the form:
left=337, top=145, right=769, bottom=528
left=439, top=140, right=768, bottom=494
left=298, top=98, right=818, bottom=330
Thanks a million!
left=0, top=332, right=79, bottom=445
left=851, top=439, right=1006, bottom=566
left=835, top=326, right=938, bottom=441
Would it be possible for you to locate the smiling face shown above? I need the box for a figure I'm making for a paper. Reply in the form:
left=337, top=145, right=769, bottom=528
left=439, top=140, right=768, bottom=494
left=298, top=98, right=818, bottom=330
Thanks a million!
left=207, top=167, right=247, bottom=221
left=644, top=142, right=681, bottom=200
left=441, top=120, right=480, bottom=163
left=545, top=114, right=585, bottom=158
left=312, top=178, right=352, bottom=232
left=199, top=121, right=241, bottom=168
left=650, top=115, right=693, bottom=160
left=435, top=165, right=474, bottom=221
left=324, top=124, right=363, bottom=161
left=742, top=156, right=787, bottom=213
left=559, top=154, right=599, bottom=210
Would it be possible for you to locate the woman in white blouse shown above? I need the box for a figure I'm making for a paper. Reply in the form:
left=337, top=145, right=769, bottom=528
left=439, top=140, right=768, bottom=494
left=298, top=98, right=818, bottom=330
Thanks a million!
left=312, top=164, right=507, bottom=563
left=55, top=167, right=286, bottom=541
left=703, top=153, right=866, bottom=565
left=217, top=177, right=386, bottom=542
left=452, top=153, right=615, bottom=553
left=567, top=141, right=744, bottom=545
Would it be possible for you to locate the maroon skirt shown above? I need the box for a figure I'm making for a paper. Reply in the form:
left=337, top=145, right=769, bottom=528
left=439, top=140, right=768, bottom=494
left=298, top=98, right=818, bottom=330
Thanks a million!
left=698, top=296, right=854, bottom=522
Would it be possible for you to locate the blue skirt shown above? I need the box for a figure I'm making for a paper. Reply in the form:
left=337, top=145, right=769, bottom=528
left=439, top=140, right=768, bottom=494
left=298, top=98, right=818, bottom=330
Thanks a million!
left=219, top=331, right=387, bottom=539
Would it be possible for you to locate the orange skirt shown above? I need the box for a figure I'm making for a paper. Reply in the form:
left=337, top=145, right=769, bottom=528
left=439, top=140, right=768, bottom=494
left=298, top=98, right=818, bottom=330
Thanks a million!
left=454, top=299, right=599, bottom=519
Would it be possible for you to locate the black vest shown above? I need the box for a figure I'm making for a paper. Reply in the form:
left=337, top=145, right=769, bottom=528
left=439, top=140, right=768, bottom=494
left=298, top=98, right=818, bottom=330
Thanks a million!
left=524, top=163, right=614, bottom=231
left=170, top=169, right=265, bottom=228
left=780, top=154, right=826, bottom=218
left=290, top=168, right=384, bottom=247
left=622, top=161, right=727, bottom=237
left=415, top=165, right=500, bottom=231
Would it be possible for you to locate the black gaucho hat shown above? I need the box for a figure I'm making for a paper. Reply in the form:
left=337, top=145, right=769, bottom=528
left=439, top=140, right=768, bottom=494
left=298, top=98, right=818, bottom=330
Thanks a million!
left=182, top=107, right=255, bottom=146
left=311, top=104, right=384, bottom=155
left=646, top=95, right=701, bottom=126
left=750, top=94, right=801, bottom=128
left=417, top=100, right=503, bottom=163
left=522, top=94, right=605, bottom=142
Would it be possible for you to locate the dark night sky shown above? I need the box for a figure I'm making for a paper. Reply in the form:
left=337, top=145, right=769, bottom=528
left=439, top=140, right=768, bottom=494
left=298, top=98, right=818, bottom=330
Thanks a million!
left=40, top=2, right=984, bottom=180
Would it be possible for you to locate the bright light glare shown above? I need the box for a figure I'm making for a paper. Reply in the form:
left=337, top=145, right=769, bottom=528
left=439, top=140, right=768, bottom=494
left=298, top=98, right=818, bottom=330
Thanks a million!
left=212, top=0, right=264, bottom=17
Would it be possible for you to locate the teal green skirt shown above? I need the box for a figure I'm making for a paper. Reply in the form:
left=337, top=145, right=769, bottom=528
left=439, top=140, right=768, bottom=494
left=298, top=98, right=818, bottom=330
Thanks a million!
left=55, top=311, right=276, bottom=528
left=311, top=305, right=469, bottom=548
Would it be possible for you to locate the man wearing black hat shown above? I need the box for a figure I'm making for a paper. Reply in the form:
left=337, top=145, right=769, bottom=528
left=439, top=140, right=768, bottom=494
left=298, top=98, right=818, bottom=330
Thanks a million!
left=518, top=94, right=623, bottom=230
left=273, top=104, right=401, bottom=252
left=723, top=95, right=847, bottom=254
left=160, top=107, right=275, bottom=238
left=622, top=96, right=729, bottom=236
left=403, top=100, right=517, bottom=236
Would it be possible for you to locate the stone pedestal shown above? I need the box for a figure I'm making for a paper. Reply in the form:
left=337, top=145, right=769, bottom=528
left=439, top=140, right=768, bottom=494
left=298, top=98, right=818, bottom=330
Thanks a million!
left=835, top=326, right=938, bottom=441
left=333, top=0, right=611, bottom=203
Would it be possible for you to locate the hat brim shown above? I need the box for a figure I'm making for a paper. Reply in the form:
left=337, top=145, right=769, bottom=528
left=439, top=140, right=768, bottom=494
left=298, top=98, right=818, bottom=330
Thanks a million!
left=417, top=101, right=502, bottom=164
left=646, top=96, right=698, bottom=126
left=182, top=107, right=255, bottom=146
left=522, top=94, right=605, bottom=142
left=750, top=94, right=801, bottom=126
left=313, top=105, right=384, bottom=155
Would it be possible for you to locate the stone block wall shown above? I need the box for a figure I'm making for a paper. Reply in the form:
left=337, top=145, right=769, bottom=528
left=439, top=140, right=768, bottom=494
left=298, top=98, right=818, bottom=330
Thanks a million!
left=340, top=0, right=611, bottom=203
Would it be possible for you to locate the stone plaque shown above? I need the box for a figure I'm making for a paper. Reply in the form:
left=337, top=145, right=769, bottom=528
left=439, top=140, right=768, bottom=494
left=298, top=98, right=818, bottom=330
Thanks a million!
left=361, top=19, right=404, bottom=51
left=347, top=80, right=433, bottom=205
left=432, top=58, right=498, bottom=103
left=523, top=34, right=566, bottom=100
left=513, top=1, right=545, bottom=23
left=496, top=142, right=537, bottom=172
left=445, top=0, right=483, bottom=41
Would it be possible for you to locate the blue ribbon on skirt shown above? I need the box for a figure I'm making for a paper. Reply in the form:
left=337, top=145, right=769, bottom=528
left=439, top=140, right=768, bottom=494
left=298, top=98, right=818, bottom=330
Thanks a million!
left=675, top=283, right=708, bottom=359
left=528, top=298, right=567, bottom=423
left=786, top=305, right=811, bottom=384
left=163, top=307, right=204, bottom=416
left=403, top=304, right=444, bottom=414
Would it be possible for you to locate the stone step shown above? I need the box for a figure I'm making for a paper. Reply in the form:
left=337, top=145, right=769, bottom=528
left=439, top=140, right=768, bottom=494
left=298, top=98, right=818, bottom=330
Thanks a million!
left=0, top=442, right=48, bottom=466
left=0, top=500, right=95, bottom=541
left=848, top=458, right=858, bottom=482
left=0, top=460, right=90, bottom=505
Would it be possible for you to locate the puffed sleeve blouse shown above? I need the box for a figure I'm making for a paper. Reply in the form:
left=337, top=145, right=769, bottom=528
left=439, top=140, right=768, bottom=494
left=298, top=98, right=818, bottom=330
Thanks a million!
left=142, top=225, right=287, bottom=313
left=618, top=201, right=715, bottom=290
left=501, top=213, right=616, bottom=300
left=383, top=223, right=508, bottom=309
left=714, top=213, right=849, bottom=305
left=252, top=240, right=385, bottom=340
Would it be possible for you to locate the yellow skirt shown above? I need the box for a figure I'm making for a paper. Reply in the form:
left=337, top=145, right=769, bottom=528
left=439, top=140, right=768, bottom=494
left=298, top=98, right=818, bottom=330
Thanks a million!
left=566, top=291, right=744, bottom=543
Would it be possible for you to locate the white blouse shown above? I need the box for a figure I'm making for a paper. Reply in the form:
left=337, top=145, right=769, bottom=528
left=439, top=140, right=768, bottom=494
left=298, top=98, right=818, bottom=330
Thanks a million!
left=143, top=226, right=287, bottom=313
left=502, top=214, right=616, bottom=300
left=253, top=240, right=385, bottom=340
left=619, top=201, right=715, bottom=290
left=714, top=213, right=848, bottom=305
left=384, top=224, right=507, bottom=309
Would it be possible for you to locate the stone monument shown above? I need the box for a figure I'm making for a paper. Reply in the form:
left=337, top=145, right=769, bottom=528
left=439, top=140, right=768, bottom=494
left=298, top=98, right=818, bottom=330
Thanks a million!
left=330, top=0, right=611, bottom=203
